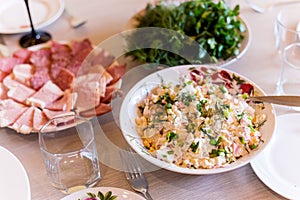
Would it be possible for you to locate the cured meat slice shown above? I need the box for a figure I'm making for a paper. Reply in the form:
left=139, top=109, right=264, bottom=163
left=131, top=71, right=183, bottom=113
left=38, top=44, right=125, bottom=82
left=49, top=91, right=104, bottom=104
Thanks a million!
left=13, top=64, right=33, bottom=86
left=0, top=70, right=9, bottom=82
left=4, top=77, right=36, bottom=103
left=106, top=62, right=126, bottom=84
left=13, top=48, right=32, bottom=63
left=53, top=68, right=74, bottom=90
left=30, top=67, right=51, bottom=90
left=79, top=103, right=112, bottom=117
left=0, top=83, right=7, bottom=100
left=73, top=73, right=104, bottom=112
left=29, top=48, right=52, bottom=68
left=0, top=57, right=23, bottom=73
left=0, top=107, right=28, bottom=127
left=70, top=38, right=93, bottom=56
left=100, top=80, right=122, bottom=103
left=33, top=107, right=48, bottom=131
left=91, top=49, right=115, bottom=68
left=45, top=90, right=74, bottom=111
left=51, top=42, right=72, bottom=70
left=0, top=99, right=25, bottom=110
left=11, top=106, right=35, bottom=134
left=42, top=109, right=68, bottom=120
left=27, top=80, right=63, bottom=108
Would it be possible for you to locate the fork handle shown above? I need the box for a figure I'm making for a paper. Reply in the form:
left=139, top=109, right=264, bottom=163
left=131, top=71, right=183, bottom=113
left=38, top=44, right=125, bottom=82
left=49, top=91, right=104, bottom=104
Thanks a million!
left=142, top=191, right=153, bottom=200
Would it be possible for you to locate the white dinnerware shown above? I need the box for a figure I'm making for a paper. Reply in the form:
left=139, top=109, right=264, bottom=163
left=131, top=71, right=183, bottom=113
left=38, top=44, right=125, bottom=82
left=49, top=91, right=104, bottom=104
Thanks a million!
left=0, top=146, right=31, bottom=200
left=251, top=113, right=300, bottom=199
left=0, top=0, right=64, bottom=34
left=119, top=65, right=276, bottom=175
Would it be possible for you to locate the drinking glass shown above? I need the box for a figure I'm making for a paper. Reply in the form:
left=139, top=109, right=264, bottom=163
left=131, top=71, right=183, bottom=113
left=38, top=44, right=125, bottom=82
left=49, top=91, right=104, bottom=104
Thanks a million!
left=275, top=5, right=300, bottom=55
left=39, top=112, right=101, bottom=194
left=277, top=42, right=300, bottom=96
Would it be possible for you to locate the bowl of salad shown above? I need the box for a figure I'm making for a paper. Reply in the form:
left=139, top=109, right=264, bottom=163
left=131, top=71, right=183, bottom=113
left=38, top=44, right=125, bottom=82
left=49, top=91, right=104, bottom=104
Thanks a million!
left=119, top=65, right=276, bottom=174
left=124, top=0, right=250, bottom=67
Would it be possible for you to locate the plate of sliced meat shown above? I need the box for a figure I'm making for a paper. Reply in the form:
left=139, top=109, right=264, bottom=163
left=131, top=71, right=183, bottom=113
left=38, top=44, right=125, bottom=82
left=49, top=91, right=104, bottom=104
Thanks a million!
left=0, top=38, right=126, bottom=134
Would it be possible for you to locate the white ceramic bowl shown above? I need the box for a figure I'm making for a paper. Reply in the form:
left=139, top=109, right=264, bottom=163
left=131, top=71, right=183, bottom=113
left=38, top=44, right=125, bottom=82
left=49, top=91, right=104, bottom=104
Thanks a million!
left=119, top=65, right=276, bottom=175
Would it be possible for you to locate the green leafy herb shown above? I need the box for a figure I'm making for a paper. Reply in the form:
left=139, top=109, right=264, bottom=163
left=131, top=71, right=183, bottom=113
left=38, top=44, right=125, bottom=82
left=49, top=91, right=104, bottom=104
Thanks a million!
left=82, top=191, right=117, bottom=200
left=125, top=0, right=245, bottom=66
left=166, top=131, right=178, bottom=142
left=190, top=141, right=200, bottom=152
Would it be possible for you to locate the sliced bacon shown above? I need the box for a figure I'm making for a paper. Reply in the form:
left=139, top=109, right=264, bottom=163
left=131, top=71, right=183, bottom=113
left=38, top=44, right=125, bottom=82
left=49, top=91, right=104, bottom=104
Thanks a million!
left=11, top=106, right=35, bottom=134
left=0, top=57, right=23, bottom=73
left=27, top=80, right=63, bottom=108
left=13, top=64, right=33, bottom=86
left=0, top=107, right=28, bottom=127
left=45, top=90, right=74, bottom=111
left=13, top=48, right=32, bottom=63
left=79, top=103, right=112, bottom=118
left=33, top=107, right=48, bottom=131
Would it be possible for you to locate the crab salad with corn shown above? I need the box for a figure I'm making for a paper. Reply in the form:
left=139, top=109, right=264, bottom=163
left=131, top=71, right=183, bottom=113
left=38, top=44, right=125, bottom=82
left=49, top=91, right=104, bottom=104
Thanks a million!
left=135, top=67, right=267, bottom=169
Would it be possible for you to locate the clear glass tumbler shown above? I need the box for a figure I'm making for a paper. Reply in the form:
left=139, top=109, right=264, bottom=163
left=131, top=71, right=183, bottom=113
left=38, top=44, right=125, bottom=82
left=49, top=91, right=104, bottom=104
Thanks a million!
left=39, top=112, right=101, bottom=194
left=277, top=42, right=300, bottom=96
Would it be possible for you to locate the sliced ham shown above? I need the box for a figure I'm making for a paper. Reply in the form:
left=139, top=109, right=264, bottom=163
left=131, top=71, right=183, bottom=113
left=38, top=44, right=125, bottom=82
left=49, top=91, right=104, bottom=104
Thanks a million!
left=45, top=89, right=74, bottom=111
left=79, top=103, right=112, bottom=118
left=0, top=106, right=28, bottom=127
left=0, top=99, right=25, bottom=110
left=0, top=57, right=23, bottom=73
left=42, top=109, right=68, bottom=120
left=13, top=64, right=33, bottom=86
left=73, top=73, right=104, bottom=112
left=33, top=107, right=48, bottom=131
left=27, top=80, right=63, bottom=108
left=11, top=106, right=35, bottom=134
left=4, top=77, right=36, bottom=103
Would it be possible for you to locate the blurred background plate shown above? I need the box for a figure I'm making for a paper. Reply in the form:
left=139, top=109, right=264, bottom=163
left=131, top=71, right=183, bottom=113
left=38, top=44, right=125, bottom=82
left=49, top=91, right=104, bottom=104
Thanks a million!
left=0, top=146, right=31, bottom=200
left=0, top=0, right=64, bottom=34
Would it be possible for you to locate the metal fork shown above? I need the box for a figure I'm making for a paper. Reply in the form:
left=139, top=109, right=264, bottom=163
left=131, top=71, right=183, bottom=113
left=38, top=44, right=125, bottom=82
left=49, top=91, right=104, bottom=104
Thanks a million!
left=119, top=147, right=153, bottom=200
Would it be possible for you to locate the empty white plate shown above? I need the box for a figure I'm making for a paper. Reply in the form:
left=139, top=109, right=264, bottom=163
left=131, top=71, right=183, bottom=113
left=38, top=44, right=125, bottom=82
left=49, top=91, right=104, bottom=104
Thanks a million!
left=0, top=0, right=64, bottom=34
left=0, top=146, right=31, bottom=199
left=251, top=113, right=300, bottom=199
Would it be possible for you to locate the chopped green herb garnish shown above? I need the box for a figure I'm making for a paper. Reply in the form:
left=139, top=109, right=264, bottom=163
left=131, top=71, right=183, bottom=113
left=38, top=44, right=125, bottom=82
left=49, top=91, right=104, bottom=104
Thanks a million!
left=166, top=131, right=178, bottom=142
left=190, top=141, right=200, bottom=152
